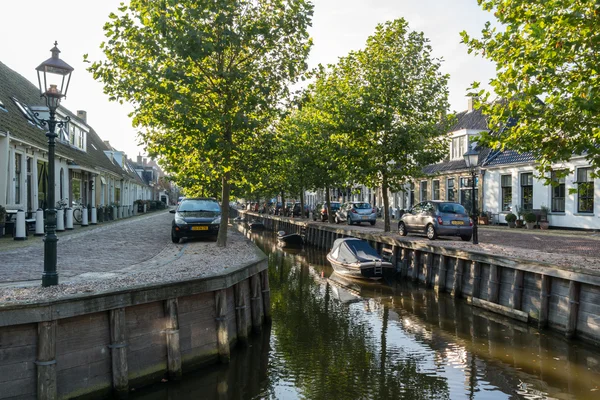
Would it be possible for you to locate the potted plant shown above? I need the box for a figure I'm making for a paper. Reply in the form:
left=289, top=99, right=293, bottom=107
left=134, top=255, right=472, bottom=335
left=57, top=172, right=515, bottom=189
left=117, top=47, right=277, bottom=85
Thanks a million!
left=524, top=212, right=537, bottom=229
left=505, top=212, right=517, bottom=228
left=515, top=205, right=524, bottom=228
left=478, top=211, right=489, bottom=225
left=539, top=205, right=550, bottom=230
left=0, top=205, right=6, bottom=238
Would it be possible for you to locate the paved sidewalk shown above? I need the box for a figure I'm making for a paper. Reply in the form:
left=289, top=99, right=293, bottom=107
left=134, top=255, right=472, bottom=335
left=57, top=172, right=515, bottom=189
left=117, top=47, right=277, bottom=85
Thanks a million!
left=0, top=211, right=172, bottom=283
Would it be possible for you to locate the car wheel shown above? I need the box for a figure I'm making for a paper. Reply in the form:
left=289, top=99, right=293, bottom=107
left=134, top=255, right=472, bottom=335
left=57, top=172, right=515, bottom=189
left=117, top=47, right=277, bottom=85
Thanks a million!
left=335, top=216, right=340, bottom=224
left=426, top=224, right=437, bottom=240
left=369, top=220, right=376, bottom=226
left=398, top=222, right=407, bottom=236
left=460, top=235, right=472, bottom=241
left=171, top=230, right=180, bottom=244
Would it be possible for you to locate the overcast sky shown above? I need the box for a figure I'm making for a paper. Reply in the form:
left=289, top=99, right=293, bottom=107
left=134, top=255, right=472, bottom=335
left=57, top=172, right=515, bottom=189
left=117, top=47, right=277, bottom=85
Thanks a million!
left=1, top=0, right=496, bottom=159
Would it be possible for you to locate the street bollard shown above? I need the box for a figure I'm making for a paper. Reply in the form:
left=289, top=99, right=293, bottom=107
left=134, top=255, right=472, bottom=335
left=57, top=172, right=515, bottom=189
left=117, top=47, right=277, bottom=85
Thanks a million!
left=133, top=204, right=138, bottom=216
left=129, top=205, right=133, bottom=217
left=81, top=207, right=89, bottom=227
left=91, top=207, right=97, bottom=225
left=14, top=210, right=26, bottom=241
left=143, top=203, right=147, bottom=213
left=113, top=206, right=118, bottom=220
left=56, top=209, right=65, bottom=231
left=65, top=208, right=74, bottom=230
left=35, top=208, right=45, bottom=236
left=118, top=206, right=123, bottom=219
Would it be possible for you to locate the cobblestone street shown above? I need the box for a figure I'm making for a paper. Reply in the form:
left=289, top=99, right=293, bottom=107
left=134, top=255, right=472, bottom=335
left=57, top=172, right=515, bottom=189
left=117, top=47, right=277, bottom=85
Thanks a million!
left=0, top=211, right=173, bottom=283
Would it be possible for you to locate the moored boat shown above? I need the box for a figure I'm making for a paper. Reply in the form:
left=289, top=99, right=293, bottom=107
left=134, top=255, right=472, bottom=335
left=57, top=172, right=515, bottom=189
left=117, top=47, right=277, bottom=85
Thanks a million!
left=277, top=231, right=304, bottom=246
left=326, top=238, right=395, bottom=279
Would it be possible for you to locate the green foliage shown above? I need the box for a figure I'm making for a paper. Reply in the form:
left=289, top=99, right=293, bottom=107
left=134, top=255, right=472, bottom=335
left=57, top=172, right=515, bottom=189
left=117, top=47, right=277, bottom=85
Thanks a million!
left=524, top=212, right=537, bottom=223
left=89, top=0, right=313, bottom=245
left=504, top=213, right=517, bottom=223
left=461, top=0, right=600, bottom=178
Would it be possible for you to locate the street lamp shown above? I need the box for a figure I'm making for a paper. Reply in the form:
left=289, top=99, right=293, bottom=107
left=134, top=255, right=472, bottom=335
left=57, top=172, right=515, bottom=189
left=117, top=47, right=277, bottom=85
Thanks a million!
left=35, top=42, right=74, bottom=287
left=463, top=148, right=479, bottom=245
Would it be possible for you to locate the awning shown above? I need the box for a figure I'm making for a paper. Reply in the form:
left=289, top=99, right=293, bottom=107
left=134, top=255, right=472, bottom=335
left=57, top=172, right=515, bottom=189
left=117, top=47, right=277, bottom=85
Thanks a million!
left=100, top=176, right=107, bottom=185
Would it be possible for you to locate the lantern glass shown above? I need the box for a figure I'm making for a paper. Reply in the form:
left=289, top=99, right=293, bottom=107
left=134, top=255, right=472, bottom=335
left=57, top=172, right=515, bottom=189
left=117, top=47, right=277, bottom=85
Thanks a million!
left=463, top=148, right=479, bottom=169
left=35, top=42, right=74, bottom=104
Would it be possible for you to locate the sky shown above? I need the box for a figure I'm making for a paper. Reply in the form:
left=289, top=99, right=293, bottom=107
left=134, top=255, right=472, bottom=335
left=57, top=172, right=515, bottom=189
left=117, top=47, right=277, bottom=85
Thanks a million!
left=0, top=0, right=496, bottom=159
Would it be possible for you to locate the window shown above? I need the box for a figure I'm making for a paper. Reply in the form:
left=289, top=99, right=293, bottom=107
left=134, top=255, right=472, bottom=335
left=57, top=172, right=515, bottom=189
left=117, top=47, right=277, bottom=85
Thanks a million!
left=15, top=153, right=22, bottom=204
left=460, top=176, right=478, bottom=213
left=409, top=183, right=415, bottom=207
left=577, top=167, right=594, bottom=213
left=59, top=121, right=70, bottom=142
left=521, top=173, right=533, bottom=211
left=451, top=136, right=466, bottom=160
left=420, top=181, right=428, bottom=201
left=447, top=178, right=455, bottom=202
left=501, top=175, right=512, bottom=211
left=432, top=180, right=440, bottom=200
left=0, top=99, right=6, bottom=112
left=12, top=98, right=40, bottom=127
left=551, top=170, right=565, bottom=212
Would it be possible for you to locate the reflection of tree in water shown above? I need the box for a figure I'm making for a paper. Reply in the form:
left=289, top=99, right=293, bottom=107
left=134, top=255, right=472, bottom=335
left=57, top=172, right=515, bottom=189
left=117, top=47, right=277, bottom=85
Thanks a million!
left=261, top=237, right=450, bottom=400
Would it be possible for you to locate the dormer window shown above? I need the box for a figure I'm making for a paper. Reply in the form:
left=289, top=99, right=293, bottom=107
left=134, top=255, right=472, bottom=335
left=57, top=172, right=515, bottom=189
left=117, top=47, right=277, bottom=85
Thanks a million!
left=451, top=135, right=466, bottom=160
left=12, top=97, right=42, bottom=128
left=58, top=120, right=70, bottom=142
left=0, top=99, right=6, bottom=112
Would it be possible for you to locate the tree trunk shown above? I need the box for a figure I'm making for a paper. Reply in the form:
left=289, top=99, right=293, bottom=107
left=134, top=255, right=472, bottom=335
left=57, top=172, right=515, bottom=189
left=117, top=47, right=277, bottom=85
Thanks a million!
left=299, top=188, right=305, bottom=219
left=217, top=170, right=230, bottom=247
left=281, top=191, right=286, bottom=217
left=382, top=175, right=390, bottom=232
left=325, top=185, right=332, bottom=223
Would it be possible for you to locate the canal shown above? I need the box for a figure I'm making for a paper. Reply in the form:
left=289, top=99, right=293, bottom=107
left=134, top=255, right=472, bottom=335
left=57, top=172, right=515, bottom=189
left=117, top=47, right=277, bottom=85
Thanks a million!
left=133, top=231, right=600, bottom=399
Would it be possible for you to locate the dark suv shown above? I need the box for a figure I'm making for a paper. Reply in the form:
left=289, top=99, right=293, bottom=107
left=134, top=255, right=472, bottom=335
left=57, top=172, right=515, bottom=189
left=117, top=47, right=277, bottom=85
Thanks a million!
left=313, top=202, right=341, bottom=222
left=170, top=198, right=221, bottom=243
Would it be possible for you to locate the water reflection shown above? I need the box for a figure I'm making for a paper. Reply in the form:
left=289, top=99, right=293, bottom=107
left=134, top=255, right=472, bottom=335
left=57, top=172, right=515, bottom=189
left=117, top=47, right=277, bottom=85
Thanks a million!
left=135, top=231, right=600, bottom=400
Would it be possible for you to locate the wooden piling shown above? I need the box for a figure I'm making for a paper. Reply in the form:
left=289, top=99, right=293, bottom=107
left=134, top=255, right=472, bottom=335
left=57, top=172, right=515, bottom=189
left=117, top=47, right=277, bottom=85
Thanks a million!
left=109, top=308, right=128, bottom=397
left=215, top=289, right=231, bottom=363
left=452, top=258, right=464, bottom=297
left=234, top=282, right=249, bottom=344
left=566, top=281, right=580, bottom=339
left=425, top=252, right=434, bottom=288
left=538, top=275, right=551, bottom=329
left=411, top=250, right=421, bottom=282
left=250, top=274, right=263, bottom=332
left=471, top=261, right=481, bottom=299
left=488, top=264, right=500, bottom=304
left=261, top=270, right=271, bottom=321
left=164, top=298, right=182, bottom=380
left=435, top=255, right=447, bottom=292
left=511, top=270, right=524, bottom=310
left=36, top=320, right=57, bottom=400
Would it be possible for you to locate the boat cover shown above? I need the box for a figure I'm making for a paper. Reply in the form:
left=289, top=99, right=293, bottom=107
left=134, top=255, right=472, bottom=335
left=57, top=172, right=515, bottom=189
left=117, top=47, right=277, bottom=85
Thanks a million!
left=329, top=238, right=382, bottom=264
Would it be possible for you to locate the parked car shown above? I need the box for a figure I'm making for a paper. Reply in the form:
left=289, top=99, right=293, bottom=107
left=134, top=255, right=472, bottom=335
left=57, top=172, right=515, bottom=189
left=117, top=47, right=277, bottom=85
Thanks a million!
left=335, top=202, right=377, bottom=225
left=397, top=201, right=472, bottom=241
left=177, top=196, right=185, bottom=205
left=272, top=203, right=282, bottom=215
left=292, top=202, right=310, bottom=217
left=313, top=202, right=341, bottom=222
left=170, top=197, right=221, bottom=243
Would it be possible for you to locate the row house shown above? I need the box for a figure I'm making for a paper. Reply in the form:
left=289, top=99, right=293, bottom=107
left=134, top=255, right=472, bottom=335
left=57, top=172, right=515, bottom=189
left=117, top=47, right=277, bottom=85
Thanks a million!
left=0, top=60, right=151, bottom=218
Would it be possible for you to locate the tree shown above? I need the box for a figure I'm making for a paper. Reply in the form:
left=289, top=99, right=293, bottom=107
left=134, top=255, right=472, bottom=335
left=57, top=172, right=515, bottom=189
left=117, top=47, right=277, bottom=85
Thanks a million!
left=88, top=0, right=313, bottom=246
left=340, top=19, right=451, bottom=231
left=461, top=1, right=600, bottom=177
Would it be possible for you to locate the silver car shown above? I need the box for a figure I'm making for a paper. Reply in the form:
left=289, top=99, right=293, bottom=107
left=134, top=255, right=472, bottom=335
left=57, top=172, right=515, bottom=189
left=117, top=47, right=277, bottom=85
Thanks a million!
left=335, top=202, right=377, bottom=225
left=398, top=201, right=473, bottom=241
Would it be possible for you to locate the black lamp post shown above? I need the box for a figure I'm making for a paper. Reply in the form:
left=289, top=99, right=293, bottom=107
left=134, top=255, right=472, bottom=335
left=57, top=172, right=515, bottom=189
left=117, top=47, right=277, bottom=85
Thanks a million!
left=463, top=148, right=479, bottom=245
left=35, top=42, right=74, bottom=287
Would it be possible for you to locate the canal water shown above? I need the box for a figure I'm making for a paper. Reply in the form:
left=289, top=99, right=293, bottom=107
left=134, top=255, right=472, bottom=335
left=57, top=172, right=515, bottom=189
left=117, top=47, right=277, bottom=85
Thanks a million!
left=134, top=231, right=600, bottom=399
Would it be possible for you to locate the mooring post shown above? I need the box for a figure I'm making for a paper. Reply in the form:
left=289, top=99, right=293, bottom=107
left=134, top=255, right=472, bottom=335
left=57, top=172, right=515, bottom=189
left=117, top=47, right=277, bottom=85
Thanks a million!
left=538, top=275, right=551, bottom=329
left=471, top=261, right=481, bottom=299
left=425, top=252, right=434, bottom=288
left=566, top=281, right=580, bottom=339
left=109, top=308, right=128, bottom=397
left=250, top=274, right=264, bottom=333
left=234, top=282, right=249, bottom=344
left=411, top=250, right=421, bottom=282
left=435, top=255, right=447, bottom=292
left=511, top=270, right=525, bottom=310
left=488, top=264, right=501, bottom=303
left=36, top=320, right=57, bottom=400
left=164, top=298, right=182, bottom=380
left=452, top=258, right=464, bottom=298
left=401, top=248, right=410, bottom=278
left=215, top=289, right=231, bottom=363
left=261, top=269, right=271, bottom=321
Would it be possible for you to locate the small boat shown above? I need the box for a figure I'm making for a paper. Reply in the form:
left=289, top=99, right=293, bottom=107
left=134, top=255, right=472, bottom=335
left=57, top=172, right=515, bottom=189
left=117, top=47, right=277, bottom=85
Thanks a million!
left=277, top=231, right=304, bottom=246
left=248, top=220, right=265, bottom=230
left=326, top=238, right=395, bottom=280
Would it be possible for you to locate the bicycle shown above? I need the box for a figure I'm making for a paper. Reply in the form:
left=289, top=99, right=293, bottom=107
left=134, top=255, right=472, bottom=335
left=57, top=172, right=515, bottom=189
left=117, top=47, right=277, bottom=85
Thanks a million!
left=72, top=201, right=84, bottom=224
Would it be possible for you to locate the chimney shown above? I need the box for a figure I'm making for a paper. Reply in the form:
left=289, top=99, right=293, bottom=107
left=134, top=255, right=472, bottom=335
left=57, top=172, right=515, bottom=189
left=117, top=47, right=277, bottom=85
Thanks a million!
left=467, top=97, right=478, bottom=112
left=143, top=158, right=147, bottom=166
left=137, top=155, right=143, bottom=164
left=77, top=110, right=87, bottom=123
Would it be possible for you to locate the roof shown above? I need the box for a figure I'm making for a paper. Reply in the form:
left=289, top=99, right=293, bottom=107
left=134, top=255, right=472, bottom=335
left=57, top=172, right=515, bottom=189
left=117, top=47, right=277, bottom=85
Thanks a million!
left=483, top=150, right=535, bottom=167
left=423, top=147, right=494, bottom=175
left=0, top=61, right=143, bottom=183
left=449, top=108, right=489, bottom=132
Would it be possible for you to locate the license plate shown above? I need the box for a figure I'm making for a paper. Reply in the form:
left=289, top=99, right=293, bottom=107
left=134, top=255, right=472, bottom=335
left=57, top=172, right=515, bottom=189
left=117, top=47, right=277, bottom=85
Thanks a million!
left=192, top=226, right=208, bottom=231
left=451, top=220, right=464, bottom=226
left=362, top=216, right=368, bottom=220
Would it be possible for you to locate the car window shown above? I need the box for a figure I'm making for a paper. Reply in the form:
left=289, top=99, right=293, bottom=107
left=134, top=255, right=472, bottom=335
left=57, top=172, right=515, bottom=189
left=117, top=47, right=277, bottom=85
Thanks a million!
left=439, top=203, right=467, bottom=214
left=411, top=203, right=423, bottom=214
left=179, top=200, right=220, bottom=212
left=353, top=202, right=371, bottom=209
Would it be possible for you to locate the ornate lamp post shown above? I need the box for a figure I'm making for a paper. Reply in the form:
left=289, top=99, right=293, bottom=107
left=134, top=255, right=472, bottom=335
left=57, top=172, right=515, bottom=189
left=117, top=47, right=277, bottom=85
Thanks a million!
left=463, top=148, right=479, bottom=245
left=35, top=42, right=74, bottom=286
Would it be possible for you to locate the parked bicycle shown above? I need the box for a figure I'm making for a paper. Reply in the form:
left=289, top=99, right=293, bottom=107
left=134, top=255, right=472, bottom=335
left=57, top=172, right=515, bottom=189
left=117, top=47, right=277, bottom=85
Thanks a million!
left=72, top=200, right=84, bottom=223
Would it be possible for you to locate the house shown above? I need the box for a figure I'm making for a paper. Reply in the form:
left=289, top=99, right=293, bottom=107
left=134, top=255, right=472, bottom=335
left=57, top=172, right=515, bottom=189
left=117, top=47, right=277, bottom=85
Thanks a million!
left=0, top=60, right=151, bottom=220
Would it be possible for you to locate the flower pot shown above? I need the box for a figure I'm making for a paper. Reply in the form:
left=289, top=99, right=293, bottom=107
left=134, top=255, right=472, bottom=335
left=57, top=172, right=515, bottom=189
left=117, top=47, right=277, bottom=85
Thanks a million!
left=539, top=221, right=550, bottom=230
left=508, top=221, right=516, bottom=228
left=526, top=222, right=536, bottom=229
left=478, top=216, right=489, bottom=225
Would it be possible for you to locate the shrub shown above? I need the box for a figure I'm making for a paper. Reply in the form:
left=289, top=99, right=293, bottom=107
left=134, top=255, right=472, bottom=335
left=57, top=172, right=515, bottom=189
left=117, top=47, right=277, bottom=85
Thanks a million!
left=524, top=212, right=537, bottom=223
left=504, top=213, right=517, bottom=223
